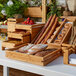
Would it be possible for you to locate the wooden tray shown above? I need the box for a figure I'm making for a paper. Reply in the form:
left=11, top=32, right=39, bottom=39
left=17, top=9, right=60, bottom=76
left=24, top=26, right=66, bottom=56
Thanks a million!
left=2, top=36, right=30, bottom=50
left=62, top=44, right=76, bottom=66
left=8, top=31, right=30, bottom=39
left=5, top=44, right=62, bottom=66
left=15, top=22, right=45, bottom=31
left=2, top=40, right=23, bottom=48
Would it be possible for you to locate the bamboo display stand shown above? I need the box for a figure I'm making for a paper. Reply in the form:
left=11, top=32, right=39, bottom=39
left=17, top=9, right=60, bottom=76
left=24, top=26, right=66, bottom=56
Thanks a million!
left=62, top=43, right=76, bottom=66
left=48, top=17, right=76, bottom=48
left=2, top=19, right=44, bottom=50
left=2, top=0, right=48, bottom=50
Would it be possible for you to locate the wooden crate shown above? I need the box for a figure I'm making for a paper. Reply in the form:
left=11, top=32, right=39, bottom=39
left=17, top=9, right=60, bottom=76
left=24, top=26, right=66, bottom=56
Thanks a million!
left=5, top=44, right=62, bottom=66
left=48, top=16, right=76, bottom=48
left=62, top=44, right=76, bottom=66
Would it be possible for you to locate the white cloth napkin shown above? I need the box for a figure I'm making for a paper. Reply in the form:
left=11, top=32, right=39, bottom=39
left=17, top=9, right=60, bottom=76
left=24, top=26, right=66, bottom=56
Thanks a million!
left=69, top=54, right=76, bottom=64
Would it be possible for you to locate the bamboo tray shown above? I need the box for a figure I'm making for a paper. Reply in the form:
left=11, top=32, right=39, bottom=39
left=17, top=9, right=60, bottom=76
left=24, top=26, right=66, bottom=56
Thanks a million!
left=2, top=35, right=30, bottom=50
left=5, top=44, right=62, bottom=66
left=15, top=22, right=45, bottom=31
left=2, top=40, right=23, bottom=48
left=8, top=31, right=30, bottom=39
left=62, top=44, right=76, bottom=66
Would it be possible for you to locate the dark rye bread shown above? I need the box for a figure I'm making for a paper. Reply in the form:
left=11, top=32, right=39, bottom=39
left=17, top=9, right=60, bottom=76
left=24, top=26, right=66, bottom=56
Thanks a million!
left=35, top=49, right=56, bottom=57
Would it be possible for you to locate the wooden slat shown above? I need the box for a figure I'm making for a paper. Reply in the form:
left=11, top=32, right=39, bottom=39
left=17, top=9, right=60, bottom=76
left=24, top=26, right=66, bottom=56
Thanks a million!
left=49, top=19, right=66, bottom=43
left=37, top=14, right=56, bottom=44
left=62, top=47, right=69, bottom=64
left=43, top=53, right=61, bottom=66
left=61, top=24, right=72, bottom=43
left=42, top=0, right=46, bottom=23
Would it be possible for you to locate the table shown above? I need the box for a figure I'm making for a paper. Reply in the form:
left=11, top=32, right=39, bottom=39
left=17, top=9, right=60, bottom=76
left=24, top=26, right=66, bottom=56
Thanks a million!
left=0, top=42, right=76, bottom=76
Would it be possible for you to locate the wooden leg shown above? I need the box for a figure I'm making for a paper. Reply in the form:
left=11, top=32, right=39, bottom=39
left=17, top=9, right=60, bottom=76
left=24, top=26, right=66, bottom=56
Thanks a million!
left=2, top=47, right=5, bottom=50
left=3, top=66, right=9, bottom=76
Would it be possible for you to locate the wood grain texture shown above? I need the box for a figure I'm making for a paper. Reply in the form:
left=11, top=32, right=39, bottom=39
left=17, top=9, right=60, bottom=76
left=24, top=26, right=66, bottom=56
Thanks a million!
left=36, top=14, right=56, bottom=44
left=41, top=17, right=58, bottom=44
left=34, top=16, right=52, bottom=44
left=5, top=44, right=61, bottom=66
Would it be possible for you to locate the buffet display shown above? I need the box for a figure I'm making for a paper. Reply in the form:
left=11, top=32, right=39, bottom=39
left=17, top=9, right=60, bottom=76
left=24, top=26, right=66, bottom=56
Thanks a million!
left=1, top=15, right=76, bottom=66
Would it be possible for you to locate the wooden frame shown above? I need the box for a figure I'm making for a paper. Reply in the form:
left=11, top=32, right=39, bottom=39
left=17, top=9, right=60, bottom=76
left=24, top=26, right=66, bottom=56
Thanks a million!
left=62, top=43, right=76, bottom=66
left=24, top=0, right=47, bottom=23
left=5, top=43, right=62, bottom=66
left=48, top=16, right=76, bottom=47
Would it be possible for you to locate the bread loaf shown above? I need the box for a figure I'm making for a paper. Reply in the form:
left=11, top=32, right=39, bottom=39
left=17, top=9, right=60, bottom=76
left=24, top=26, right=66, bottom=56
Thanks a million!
left=27, top=44, right=48, bottom=55
left=18, top=44, right=34, bottom=53
left=35, top=49, right=56, bottom=57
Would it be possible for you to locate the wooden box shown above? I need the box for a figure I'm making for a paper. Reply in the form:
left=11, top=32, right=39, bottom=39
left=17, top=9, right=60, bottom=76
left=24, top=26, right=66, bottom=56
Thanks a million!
left=62, top=44, right=76, bottom=66
left=5, top=44, right=62, bottom=66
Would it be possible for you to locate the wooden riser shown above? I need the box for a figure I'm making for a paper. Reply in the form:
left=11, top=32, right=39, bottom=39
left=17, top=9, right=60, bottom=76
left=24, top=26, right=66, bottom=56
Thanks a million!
left=62, top=44, right=76, bottom=66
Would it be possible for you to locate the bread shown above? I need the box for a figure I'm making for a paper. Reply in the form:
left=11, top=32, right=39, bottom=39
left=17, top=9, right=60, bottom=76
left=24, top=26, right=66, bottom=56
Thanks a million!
left=61, top=28, right=67, bottom=34
left=64, top=23, right=70, bottom=29
left=57, top=34, right=64, bottom=40
left=35, top=49, right=56, bottom=57
left=18, top=44, right=34, bottom=53
left=27, top=44, right=48, bottom=55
